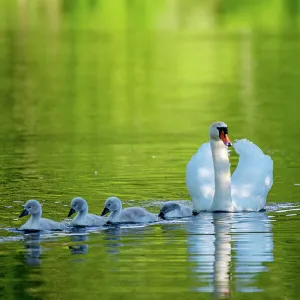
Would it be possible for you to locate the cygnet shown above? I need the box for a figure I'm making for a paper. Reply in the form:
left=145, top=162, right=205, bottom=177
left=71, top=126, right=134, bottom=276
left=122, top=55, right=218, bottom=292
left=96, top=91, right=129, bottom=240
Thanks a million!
left=19, top=200, right=63, bottom=231
left=101, top=197, right=157, bottom=224
left=68, top=197, right=107, bottom=226
left=158, top=201, right=193, bottom=219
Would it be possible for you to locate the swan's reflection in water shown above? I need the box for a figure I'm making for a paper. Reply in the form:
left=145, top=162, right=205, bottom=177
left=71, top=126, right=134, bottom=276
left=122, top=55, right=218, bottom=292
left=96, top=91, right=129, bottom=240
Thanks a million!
left=186, top=212, right=273, bottom=298
left=232, top=213, right=273, bottom=292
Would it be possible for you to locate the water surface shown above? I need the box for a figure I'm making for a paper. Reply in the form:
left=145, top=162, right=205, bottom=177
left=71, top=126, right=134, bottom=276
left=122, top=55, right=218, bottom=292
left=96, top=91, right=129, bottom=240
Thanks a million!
left=1, top=1, right=300, bottom=300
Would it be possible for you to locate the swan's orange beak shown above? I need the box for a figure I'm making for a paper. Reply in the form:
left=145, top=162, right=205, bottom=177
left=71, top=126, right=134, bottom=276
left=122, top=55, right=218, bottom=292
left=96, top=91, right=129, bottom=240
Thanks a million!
left=220, top=131, right=232, bottom=147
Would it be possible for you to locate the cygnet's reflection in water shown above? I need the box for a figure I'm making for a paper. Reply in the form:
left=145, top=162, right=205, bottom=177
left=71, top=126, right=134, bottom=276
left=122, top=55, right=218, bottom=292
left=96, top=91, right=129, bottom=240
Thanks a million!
left=68, top=233, right=89, bottom=255
left=103, top=224, right=156, bottom=256
left=186, top=212, right=273, bottom=298
left=67, top=224, right=152, bottom=258
left=23, top=232, right=43, bottom=266
left=103, top=226, right=123, bottom=255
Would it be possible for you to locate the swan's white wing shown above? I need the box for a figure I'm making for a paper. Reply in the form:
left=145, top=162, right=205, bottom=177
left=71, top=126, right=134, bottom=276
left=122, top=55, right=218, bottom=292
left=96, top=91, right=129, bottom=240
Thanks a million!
left=231, top=139, right=273, bottom=211
left=186, top=142, right=215, bottom=212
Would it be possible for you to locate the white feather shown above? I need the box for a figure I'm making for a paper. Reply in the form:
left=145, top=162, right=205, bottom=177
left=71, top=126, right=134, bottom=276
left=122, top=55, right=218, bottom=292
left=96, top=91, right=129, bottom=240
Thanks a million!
left=186, top=142, right=215, bottom=211
left=231, top=139, right=273, bottom=211
left=186, top=139, right=273, bottom=212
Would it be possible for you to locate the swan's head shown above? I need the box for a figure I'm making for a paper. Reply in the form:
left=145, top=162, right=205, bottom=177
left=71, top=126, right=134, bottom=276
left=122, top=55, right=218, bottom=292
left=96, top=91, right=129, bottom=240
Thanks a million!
left=101, top=197, right=122, bottom=216
left=19, top=200, right=42, bottom=218
left=158, top=202, right=180, bottom=219
left=209, top=121, right=232, bottom=146
left=68, top=197, right=88, bottom=217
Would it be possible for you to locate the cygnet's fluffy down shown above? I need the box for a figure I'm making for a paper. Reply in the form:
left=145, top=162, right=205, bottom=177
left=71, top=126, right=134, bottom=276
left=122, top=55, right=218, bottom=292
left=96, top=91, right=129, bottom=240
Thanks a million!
left=158, top=201, right=193, bottom=219
left=68, top=197, right=107, bottom=226
left=101, top=197, right=157, bottom=224
left=19, top=200, right=63, bottom=231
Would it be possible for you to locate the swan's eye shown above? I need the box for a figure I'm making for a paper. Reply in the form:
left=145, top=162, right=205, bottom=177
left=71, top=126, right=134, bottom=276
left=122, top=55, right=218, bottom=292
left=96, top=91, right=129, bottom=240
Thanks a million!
left=217, top=126, right=228, bottom=135
left=108, top=203, right=111, bottom=207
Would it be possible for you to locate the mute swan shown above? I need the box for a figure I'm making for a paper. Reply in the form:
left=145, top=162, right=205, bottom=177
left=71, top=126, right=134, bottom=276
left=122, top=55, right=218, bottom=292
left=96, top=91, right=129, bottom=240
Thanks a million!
left=19, top=200, right=63, bottom=231
left=101, top=197, right=158, bottom=224
left=186, top=121, right=273, bottom=212
left=158, top=201, right=193, bottom=219
left=68, top=197, right=107, bottom=226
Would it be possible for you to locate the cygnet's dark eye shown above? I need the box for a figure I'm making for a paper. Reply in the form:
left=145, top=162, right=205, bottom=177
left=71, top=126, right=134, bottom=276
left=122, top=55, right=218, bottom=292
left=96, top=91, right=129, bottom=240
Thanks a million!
left=28, top=206, right=31, bottom=209
left=74, top=204, right=77, bottom=207
left=108, top=203, right=111, bottom=207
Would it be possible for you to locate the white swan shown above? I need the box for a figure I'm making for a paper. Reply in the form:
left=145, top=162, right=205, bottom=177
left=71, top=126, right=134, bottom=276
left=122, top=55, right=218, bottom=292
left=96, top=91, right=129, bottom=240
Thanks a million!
left=101, top=197, right=158, bottom=224
left=158, top=201, right=193, bottom=219
left=19, top=200, right=63, bottom=231
left=186, top=121, right=273, bottom=212
left=68, top=197, right=107, bottom=226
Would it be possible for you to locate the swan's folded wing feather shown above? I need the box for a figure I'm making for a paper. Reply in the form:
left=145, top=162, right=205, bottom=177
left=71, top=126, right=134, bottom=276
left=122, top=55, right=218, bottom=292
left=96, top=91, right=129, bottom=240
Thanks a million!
left=231, top=139, right=273, bottom=211
left=86, top=214, right=107, bottom=226
left=120, top=207, right=157, bottom=223
left=40, top=218, right=64, bottom=230
left=186, top=142, right=215, bottom=211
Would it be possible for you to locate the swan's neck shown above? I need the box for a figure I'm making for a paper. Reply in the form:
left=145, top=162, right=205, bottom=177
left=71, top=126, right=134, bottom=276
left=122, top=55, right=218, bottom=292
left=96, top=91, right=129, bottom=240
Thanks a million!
left=74, top=208, right=87, bottom=223
left=27, top=214, right=41, bottom=229
left=210, top=140, right=233, bottom=212
left=108, top=204, right=122, bottom=223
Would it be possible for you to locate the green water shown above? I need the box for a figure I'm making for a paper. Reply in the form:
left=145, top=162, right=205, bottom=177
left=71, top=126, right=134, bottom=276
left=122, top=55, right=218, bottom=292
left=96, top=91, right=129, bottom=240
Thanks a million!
left=1, top=1, right=300, bottom=299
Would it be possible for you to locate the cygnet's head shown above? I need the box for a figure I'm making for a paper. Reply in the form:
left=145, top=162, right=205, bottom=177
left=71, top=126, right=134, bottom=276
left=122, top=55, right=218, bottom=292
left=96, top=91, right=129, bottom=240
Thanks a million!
left=101, top=197, right=122, bottom=216
left=158, top=202, right=180, bottom=219
left=209, top=121, right=232, bottom=146
left=68, top=197, right=88, bottom=217
left=19, top=200, right=42, bottom=218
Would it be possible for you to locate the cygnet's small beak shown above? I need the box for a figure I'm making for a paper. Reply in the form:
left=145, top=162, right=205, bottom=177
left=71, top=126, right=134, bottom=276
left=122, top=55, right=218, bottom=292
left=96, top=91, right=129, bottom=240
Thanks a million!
left=220, top=132, right=232, bottom=147
left=158, top=212, right=165, bottom=219
left=68, top=208, right=76, bottom=217
left=19, top=209, right=29, bottom=218
left=101, top=207, right=110, bottom=216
